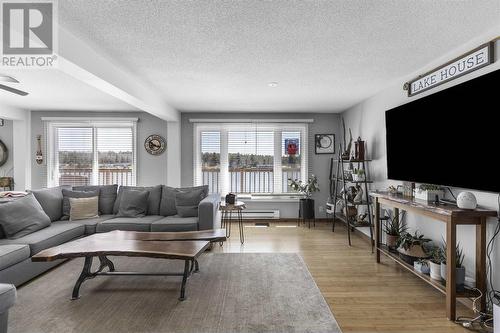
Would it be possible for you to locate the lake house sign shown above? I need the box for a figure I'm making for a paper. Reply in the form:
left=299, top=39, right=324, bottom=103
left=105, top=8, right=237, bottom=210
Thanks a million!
left=404, top=42, right=494, bottom=97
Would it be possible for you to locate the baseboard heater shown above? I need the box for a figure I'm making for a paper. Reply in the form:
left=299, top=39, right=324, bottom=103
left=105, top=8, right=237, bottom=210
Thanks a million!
left=240, top=210, right=280, bottom=219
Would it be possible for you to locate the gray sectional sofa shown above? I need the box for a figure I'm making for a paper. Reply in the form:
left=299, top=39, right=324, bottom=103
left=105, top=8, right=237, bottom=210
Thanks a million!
left=0, top=185, right=220, bottom=287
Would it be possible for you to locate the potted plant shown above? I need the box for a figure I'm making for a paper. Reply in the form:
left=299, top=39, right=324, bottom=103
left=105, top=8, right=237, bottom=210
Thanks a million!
left=414, top=184, right=444, bottom=202
left=289, top=175, right=320, bottom=220
left=352, top=168, right=365, bottom=182
left=440, top=240, right=466, bottom=291
left=427, top=245, right=444, bottom=280
left=414, top=259, right=430, bottom=275
left=383, top=212, right=407, bottom=250
left=396, top=231, right=431, bottom=265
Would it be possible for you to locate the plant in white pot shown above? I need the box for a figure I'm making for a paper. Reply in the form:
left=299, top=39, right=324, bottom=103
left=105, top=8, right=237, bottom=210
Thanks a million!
left=352, top=168, right=365, bottom=182
left=289, top=175, right=320, bottom=220
left=396, top=231, right=431, bottom=265
left=440, top=240, right=466, bottom=291
left=414, top=184, right=444, bottom=202
left=427, top=245, right=444, bottom=280
left=383, top=212, right=407, bottom=250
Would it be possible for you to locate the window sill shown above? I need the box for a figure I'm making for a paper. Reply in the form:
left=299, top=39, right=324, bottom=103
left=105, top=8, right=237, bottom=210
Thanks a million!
left=235, top=194, right=301, bottom=203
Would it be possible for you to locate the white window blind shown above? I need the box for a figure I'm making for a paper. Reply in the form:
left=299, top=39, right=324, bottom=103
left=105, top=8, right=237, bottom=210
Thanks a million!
left=47, top=120, right=137, bottom=187
left=194, top=123, right=307, bottom=194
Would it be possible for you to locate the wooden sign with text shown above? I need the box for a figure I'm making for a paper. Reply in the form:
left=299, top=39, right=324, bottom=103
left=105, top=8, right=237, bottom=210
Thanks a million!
left=405, top=42, right=494, bottom=97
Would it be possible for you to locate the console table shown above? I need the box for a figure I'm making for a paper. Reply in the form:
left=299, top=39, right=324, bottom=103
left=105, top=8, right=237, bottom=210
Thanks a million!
left=370, top=191, right=497, bottom=321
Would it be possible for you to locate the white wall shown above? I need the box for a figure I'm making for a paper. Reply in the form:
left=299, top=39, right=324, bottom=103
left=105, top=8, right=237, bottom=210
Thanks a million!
left=30, top=111, right=169, bottom=189
left=180, top=112, right=340, bottom=218
left=341, top=33, right=500, bottom=292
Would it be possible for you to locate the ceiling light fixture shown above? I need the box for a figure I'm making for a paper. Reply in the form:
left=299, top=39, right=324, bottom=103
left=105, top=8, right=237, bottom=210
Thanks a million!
left=268, top=82, right=278, bottom=87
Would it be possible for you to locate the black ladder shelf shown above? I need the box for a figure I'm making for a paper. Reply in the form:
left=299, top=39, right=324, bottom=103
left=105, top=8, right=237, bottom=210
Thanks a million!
left=327, top=144, right=374, bottom=252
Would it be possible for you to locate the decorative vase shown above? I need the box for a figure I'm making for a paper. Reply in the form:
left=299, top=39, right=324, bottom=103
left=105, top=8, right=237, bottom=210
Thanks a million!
left=414, top=261, right=430, bottom=274
left=457, top=192, right=477, bottom=210
left=352, top=174, right=365, bottom=182
left=440, top=263, right=466, bottom=291
left=299, top=198, right=315, bottom=219
left=413, top=189, right=444, bottom=202
left=429, top=261, right=442, bottom=280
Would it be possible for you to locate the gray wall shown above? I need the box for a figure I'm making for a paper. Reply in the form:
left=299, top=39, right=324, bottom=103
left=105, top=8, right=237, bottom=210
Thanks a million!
left=341, top=39, right=500, bottom=291
left=30, top=111, right=168, bottom=189
left=0, top=119, right=14, bottom=178
left=180, top=112, right=340, bottom=218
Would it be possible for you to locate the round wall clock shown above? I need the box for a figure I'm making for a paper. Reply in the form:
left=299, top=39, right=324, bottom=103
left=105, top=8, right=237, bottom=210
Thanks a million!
left=144, top=134, right=166, bottom=155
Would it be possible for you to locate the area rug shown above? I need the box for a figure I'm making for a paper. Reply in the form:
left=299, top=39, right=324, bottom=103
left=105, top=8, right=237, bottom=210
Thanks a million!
left=9, top=253, right=342, bottom=333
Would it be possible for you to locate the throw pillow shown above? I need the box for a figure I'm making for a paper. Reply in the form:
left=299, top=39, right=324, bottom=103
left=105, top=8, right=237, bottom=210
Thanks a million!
left=30, top=186, right=71, bottom=222
left=73, top=184, right=118, bottom=215
left=113, top=185, right=162, bottom=215
left=0, top=194, right=51, bottom=239
left=116, top=190, right=150, bottom=217
left=69, top=196, right=99, bottom=221
left=62, top=189, right=99, bottom=220
left=160, top=185, right=208, bottom=216
left=175, top=188, right=206, bottom=217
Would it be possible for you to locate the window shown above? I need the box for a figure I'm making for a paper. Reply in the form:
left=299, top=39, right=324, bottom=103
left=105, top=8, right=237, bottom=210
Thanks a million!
left=46, top=119, right=137, bottom=187
left=194, top=123, right=308, bottom=194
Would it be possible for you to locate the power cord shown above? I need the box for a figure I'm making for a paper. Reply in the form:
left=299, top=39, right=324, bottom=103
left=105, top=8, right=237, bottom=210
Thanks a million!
left=446, top=187, right=457, bottom=201
left=455, top=194, right=500, bottom=331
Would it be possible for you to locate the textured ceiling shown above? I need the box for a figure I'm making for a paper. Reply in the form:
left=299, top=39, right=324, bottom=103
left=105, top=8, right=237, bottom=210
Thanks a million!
left=0, top=69, right=138, bottom=111
left=55, top=1, right=500, bottom=112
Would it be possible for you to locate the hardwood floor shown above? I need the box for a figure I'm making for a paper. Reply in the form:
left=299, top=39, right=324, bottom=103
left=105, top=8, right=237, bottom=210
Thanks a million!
left=212, top=221, right=475, bottom=333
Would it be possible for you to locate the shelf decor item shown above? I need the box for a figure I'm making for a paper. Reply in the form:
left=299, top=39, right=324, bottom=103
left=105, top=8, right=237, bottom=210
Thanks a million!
left=456, top=191, right=477, bottom=210
left=383, top=212, right=407, bottom=249
left=396, top=231, right=431, bottom=265
left=414, top=259, right=430, bottom=274
left=35, top=135, right=43, bottom=165
left=428, top=245, right=444, bottom=280
left=414, top=184, right=444, bottom=202
left=352, top=168, right=365, bottom=182
left=354, top=136, right=365, bottom=160
left=440, top=240, right=466, bottom=291
left=340, top=118, right=352, bottom=160
left=144, top=134, right=166, bottom=155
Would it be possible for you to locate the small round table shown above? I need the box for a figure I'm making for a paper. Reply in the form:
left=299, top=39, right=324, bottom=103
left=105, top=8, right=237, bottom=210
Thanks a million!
left=219, top=201, right=246, bottom=244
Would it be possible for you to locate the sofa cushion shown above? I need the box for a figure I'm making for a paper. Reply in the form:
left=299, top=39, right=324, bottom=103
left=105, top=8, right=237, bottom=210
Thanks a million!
left=67, top=215, right=114, bottom=235
left=116, top=190, right=149, bottom=217
left=160, top=185, right=208, bottom=217
left=0, top=222, right=85, bottom=255
left=0, top=283, right=16, bottom=315
left=0, top=194, right=51, bottom=239
left=0, top=244, right=30, bottom=271
left=113, top=185, right=162, bottom=215
left=73, top=185, right=118, bottom=215
left=151, top=216, right=198, bottom=232
left=30, top=186, right=70, bottom=222
left=70, top=196, right=99, bottom=221
left=96, top=215, right=163, bottom=233
left=62, top=189, right=99, bottom=220
left=175, top=188, right=206, bottom=217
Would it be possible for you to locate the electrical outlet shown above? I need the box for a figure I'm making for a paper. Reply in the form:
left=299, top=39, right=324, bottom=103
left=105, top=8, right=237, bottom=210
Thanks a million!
left=319, top=206, right=324, bottom=213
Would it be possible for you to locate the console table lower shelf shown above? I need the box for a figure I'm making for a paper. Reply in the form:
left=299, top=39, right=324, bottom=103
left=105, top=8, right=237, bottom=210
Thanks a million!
left=371, top=191, right=497, bottom=321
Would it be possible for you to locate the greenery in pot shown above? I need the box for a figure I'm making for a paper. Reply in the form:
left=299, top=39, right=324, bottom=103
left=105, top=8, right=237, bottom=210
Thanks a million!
left=440, top=238, right=466, bottom=289
left=352, top=168, right=365, bottom=181
left=440, top=238, right=465, bottom=268
left=396, top=231, right=431, bottom=264
left=383, top=212, right=407, bottom=249
left=418, top=184, right=443, bottom=192
left=427, top=245, right=444, bottom=280
left=288, top=175, right=319, bottom=199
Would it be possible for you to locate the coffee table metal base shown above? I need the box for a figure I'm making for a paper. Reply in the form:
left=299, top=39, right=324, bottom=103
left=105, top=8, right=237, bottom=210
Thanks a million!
left=71, top=256, right=199, bottom=301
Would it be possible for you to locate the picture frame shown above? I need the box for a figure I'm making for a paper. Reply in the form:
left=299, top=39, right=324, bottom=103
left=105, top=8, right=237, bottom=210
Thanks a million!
left=315, top=134, right=335, bottom=154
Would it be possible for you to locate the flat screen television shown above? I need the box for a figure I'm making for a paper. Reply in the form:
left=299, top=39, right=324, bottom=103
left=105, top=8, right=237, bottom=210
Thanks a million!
left=385, top=69, right=499, bottom=193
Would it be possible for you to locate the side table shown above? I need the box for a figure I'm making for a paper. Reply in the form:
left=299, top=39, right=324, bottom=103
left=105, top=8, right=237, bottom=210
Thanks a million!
left=219, top=201, right=246, bottom=244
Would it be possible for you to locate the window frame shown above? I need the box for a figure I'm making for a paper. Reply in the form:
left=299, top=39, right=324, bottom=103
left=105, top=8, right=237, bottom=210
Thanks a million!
left=45, top=118, right=137, bottom=187
left=194, top=122, right=308, bottom=195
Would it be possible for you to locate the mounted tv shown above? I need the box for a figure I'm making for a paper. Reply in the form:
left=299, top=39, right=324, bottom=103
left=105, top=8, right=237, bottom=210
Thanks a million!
left=385, top=69, right=499, bottom=193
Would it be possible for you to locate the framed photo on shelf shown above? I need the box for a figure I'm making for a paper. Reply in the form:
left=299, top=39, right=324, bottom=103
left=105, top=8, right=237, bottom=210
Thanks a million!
left=315, top=134, right=335, bottom=154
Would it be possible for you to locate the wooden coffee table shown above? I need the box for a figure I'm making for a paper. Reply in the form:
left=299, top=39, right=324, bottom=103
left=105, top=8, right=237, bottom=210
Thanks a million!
left=92, top=229, right=227, bottom=244
left=32, top=233, right=210, bottom=301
